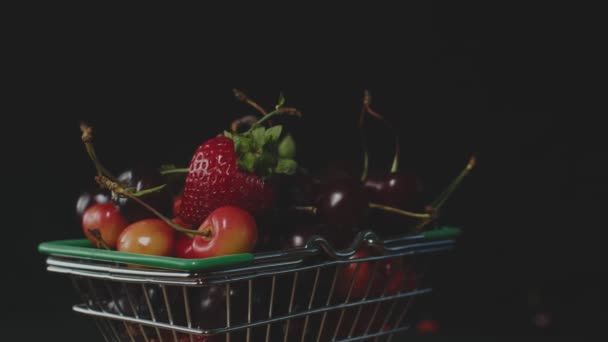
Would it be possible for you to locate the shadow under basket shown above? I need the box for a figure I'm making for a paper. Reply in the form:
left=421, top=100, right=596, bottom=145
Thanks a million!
left=39, top=226, right=461, bottom=342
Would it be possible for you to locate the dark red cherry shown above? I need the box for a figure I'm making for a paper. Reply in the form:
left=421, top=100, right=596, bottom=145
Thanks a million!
left=115, top=166, right=173, bottom=222
left=280, top=222, right=331, bottom=250
left=364, top=169, right=424, bottom=210
left=314, top=179, right=370, bottom=231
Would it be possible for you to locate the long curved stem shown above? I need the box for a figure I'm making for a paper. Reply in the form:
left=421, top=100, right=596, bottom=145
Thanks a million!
left=431, top=155, right=476, bottom=209
left=291, top=203, right=430, bottom=219
left=368, top=202, right=431, bottom=219
left=80, top=122, right=117, bottom=181
left=95, top=176, right=210, bottom=237
left=160, top=168, right=189, bottom=175
left=233, top=88, right=268, bottom=116
left=245, top=107, right=301, bottom=133
left=360, top=91, right=370, bottom=181
left=363, top=95, right=400, bottom=173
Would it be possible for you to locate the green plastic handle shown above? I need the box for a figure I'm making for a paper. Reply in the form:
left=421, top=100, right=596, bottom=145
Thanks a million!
left=38, top=239, right=254, bottom=272
left=420, top=226, right=462, bottom=240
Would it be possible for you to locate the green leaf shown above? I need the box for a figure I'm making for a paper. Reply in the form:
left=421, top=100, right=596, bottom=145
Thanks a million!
left=235, top=136, right=252, bottom=153
left=238, top=152, right=256, bottom=172
left=276, top=92, right=285, bottom=109
left=275, top=158, right=297, bottom=175
left=224, top=131, right=233, bottom=139
left=251, top=127, right=266, bottom=147
left=278, top=134, right=296, bottom=159
left=264, top=125, right=283, bottom=143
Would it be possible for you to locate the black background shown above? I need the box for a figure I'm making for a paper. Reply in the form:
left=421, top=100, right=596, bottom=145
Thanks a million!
left=4, top=3, right=606, bottom=340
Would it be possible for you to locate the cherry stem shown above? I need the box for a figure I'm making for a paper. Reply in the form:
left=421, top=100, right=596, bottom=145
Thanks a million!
left=95, top=175, right=209, bottom=236
left=431, top=155, right=477, bottom=209
left=160, top=168, right=189, bottom=175
left=233, top=88, right=268, bottom=116
left=88, top=229, right=111, bottom=250
left=413, top=206, right=439, bottom=231
left=368, top=202, right=431, bottom=219
left=359, top=91, right=370, bottom=181
left=80, top=122, right=117, bottom=181
left=363, top=92, right=400, bottom=173
left=291, top=203, right=429, bottom=219
left=246, top=107, right=302, bottom=133
left=291, top=206, right=318, bottom=214
left=131, top=184, right=167, bottom=197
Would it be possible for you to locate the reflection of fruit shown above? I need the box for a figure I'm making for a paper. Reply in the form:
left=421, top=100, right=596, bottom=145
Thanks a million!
left=82, top=202, right=128, bottom=249
left=180, top=136, right=277, bottom=225
left=117, top=219, right=175, bottom=256
left=190, top=206, right=257, bottom=258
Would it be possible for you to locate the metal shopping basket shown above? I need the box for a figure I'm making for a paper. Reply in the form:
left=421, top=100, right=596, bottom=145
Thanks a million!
left=38, top=226, right=461, bottom=342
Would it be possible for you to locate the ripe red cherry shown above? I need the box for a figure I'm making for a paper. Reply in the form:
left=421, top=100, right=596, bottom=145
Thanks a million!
left=117, top=219, right=175, bottom=256
left=335, top=248, right=412, bottom=300
left=174, top=232, right=194, bottom=258
left=82, top=202, right=128, bottom=249
left=190, top=206, right=257, bottom=258
left=335, top=246, right=376, bottom=300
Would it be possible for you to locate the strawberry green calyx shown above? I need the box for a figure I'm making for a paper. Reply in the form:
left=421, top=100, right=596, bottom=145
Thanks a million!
left=224, top=124, right=298, bottom=177
left=225, top=93, right=301, bottom=178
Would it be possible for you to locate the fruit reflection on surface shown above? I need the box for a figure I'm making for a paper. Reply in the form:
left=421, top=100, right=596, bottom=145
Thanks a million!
left=117, top=219, right=175, bottom=256
left=81, top=202, right=128, bottom=249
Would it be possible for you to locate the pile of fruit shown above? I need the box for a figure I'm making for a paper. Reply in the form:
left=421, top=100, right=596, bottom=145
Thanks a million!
left=77, top=89, right=474, bottom=263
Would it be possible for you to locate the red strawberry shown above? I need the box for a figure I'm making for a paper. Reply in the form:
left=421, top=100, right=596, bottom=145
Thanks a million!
left=179, top=136, right=277, bottom=225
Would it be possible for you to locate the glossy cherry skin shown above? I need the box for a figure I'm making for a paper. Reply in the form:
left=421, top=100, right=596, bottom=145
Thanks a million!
left=82, top=202, right=129, bottom=249
left=314, top=179, right=370, bottom=229
left=115, top=166, right=173, bottom=222
left=117, top=219, right=175, bottom=256
left=281, top=223, right=324, bottom=250
left=190, top=206, right=257, bottom=258
left=364, top=170, right=423, bottom=210
left=335, top=247, right=376, bottom=300
left=335, top=247, right=411, bottom=301
left=174, top=232, right=194, bottom=258
left=76, top=189, right=111, bottom=218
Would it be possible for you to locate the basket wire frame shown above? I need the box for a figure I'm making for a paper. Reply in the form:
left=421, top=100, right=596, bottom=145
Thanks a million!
left=48, top=231, right=455, bottom=341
